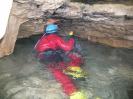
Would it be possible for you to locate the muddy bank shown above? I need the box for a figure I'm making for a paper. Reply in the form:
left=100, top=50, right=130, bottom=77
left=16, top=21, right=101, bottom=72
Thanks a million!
left=0, top=35, right=133, bottom=99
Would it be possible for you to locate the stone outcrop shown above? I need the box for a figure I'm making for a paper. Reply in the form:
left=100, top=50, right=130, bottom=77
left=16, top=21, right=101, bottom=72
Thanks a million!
left=0, top=0, right=133, bottom=57
left=0, top=16, right=26, bottom=58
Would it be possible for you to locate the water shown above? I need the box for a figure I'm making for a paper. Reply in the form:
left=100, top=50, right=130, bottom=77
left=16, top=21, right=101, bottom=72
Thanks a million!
left=0, top=35, right=133, bottom=99
left=71, top=0, right=133, bottom=5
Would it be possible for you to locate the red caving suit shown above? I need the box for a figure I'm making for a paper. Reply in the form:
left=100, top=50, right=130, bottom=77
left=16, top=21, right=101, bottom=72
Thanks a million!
left=34, top=34, right=75, bottom=52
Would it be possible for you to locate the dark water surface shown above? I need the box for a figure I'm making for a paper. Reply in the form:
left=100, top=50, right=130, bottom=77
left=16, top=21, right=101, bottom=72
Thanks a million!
left=0, top=35, right=133, bottom=99
left=71, top=0, right=133, bottom=5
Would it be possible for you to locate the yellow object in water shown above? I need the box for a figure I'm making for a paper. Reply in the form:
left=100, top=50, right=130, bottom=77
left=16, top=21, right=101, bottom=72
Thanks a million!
left=67, top=66, right=82, bottom=72
left=64, top=66, right=87, bottom=79
left=70, top=91, right=87, bottom=99
left=95, top=97, right=101, bottom=99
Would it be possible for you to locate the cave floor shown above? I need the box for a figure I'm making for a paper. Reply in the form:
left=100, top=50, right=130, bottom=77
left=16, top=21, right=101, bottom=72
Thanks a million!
left=0, top=35, right=133, bottom=99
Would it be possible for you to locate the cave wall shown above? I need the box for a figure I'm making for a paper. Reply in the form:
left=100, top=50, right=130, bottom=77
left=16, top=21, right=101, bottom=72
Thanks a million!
left=18, top=19, right=45, bottom=38
left=59, top=18, right=133, bottom=48
left=18, top=1, right=133, bottom=48
left=18, top=17, right=133, bottom=49
left=0, top=0, right=133, bottom=57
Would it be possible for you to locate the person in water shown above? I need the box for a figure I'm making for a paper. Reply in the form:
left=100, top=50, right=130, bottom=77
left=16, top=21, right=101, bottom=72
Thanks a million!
left=34, top=19, right=86, bottom=80
left=34, top=21, right=75, bottom=60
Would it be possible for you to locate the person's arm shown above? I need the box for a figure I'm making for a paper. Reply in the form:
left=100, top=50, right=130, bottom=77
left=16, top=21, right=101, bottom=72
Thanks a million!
left=57, top=37, right=75, bottom=52
left=34, top=35, right=47, bottom=52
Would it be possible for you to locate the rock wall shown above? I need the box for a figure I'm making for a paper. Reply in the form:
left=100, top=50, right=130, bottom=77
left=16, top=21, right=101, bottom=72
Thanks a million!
left=0, top=0, right=133, bottom=57
left=18, top=19, right=45, bottom=38
left=55, top=3, right=133, bottom=48
left=19, top=2, right=133, bottom=48
left=59, top=18, right=133, bottom=48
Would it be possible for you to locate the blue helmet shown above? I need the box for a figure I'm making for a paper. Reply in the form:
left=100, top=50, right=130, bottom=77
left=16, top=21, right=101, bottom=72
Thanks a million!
left=45, top=24, right=58, bottom=34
